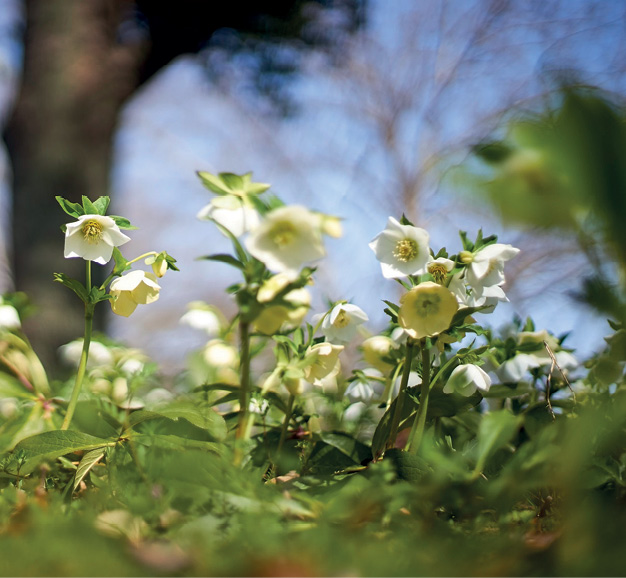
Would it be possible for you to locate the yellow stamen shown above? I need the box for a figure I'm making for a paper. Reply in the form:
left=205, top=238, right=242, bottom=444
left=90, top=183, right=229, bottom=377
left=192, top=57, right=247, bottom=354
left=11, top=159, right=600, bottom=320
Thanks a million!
left=82, top=220, right=103, bottom=244
left=270, top=222, right=296, bottom=247
left=428, top=263, right=448, bottom=284
left=333, top=310, right=350, bottom=328
left=393, top=239, right=418, bottom=262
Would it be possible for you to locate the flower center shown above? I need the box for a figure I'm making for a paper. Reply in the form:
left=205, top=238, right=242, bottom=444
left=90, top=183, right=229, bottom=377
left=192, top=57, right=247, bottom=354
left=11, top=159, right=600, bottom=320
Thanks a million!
left=393, top=239, right=418, bottom=262
left=270, top=222, right=296, bottom=247
left=82, top=220, right=103, bottom=244
left=415, top=294, right=441, bottom=317
left=333, top=310, right=350, bottom=328
left=428, top=263, right=448, bottom=284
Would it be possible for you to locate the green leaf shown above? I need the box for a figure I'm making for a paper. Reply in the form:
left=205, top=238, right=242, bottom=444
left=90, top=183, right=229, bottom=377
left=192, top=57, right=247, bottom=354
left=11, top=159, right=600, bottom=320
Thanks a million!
left=111, top=247, right=129, bottom=276
left=197, top=171, right=232, bottom=195
left=219, top=172, right=245, bottom=191
left=318, top=431, right=371, bottom=464
left=55, top=196, right=84, bottom=218
left=4, top=430, right=117, bottom=476
left=53, top=273, right=89, bottom=303
left=371, top=394, right=417, bottom=460
left=198, top=253, right=245, bottom=270
left=384, top=448, right=425, bottom=482
left=81, top=196, right=97, bottom=215
left=473, top=410, right=521, bottom=476
left=109, top=216, right=138, bottom=230
left=89, top=286, right=112, bottom=305
left=91, top=196, right=110, bottom=216
left=73, top=447, right=105, bottom=491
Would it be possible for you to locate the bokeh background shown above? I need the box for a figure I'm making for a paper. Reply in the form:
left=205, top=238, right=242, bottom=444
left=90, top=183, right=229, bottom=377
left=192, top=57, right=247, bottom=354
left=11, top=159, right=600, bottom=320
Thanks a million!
left=1, top=0, right=625, bottom=374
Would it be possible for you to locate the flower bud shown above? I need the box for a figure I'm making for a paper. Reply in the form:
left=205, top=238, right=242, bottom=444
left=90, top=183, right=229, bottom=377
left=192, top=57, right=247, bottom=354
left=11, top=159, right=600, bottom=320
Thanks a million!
left=459, top=251, right=474, bottom=264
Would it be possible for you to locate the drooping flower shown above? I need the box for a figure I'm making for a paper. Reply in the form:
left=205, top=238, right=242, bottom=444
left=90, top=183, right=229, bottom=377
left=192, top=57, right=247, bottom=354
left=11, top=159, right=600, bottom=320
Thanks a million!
left=245, top=205, right=325, bottom=273
left=464, top=243, right=520, bottom=289
left=320, top=303, right=369, bottom=344
left=369, top=217, right=430, bottom=279
left=197, top=196, right=260, bottom=237
left=443, top=364, right=491, bottom=396
left=253, top=288, right=310, bottom=335
left=398, top=282, right=458, bottom=339
left=59, top=339, right=114, bottom=368
left=180, top=302, right=222, bottom=336
left=109, top=270, right=161, bottom=317
left=361, top=335, right=397, bottom=373
left=304, top=342, right=344, bottom=383
left=64, top=214, right=130, bottom=265
left=203, top=339, right=239, bottom=368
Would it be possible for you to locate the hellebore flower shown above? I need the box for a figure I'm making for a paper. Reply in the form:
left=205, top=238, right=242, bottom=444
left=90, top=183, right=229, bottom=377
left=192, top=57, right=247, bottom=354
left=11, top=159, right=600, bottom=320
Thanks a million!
left=426, top=257, right=455, bottom=284
left=320, top=303, right=369, bottom=344
left=398, top=282, right=458, bottom=339
left=369, top=217, right=430, bottom=279
left=443, top=364, right=492, bottom=396
left=304, top=342, right=344, bottom=383
left=64, top=214, right=130, bottom=265
left=197, top=196, right=260, bottom=237
left=464, top=243, right=520, bottom=289
left=180, top=302, right=222, bottom=336
left=362, top=335, right=397, bottom=373
left=109, top=270, right=160, bottom=317
left=253, top=288, right=310, bottom=335
left=245, top=205, right=325, bottom=273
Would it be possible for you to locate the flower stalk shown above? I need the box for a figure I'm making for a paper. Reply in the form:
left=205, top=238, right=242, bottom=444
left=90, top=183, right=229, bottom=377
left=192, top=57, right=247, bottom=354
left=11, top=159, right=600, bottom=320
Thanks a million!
left=276, top=392, right=295, bottom=459
left=234, top=319, right=251, bottom=465
left=385, top=339, right=415, bottom=450
left=406, top=340, right=431, bottom=454
left=61, top=261, right=94, bottom=430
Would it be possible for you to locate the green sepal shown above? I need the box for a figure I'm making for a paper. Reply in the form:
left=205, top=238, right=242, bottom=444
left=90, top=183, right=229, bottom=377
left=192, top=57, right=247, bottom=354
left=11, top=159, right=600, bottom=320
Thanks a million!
left=81, top=196, right=98, bottom=215
left=91, top=196, right=111, bottom=216
left=55, top=196, right=84, bottom=219
left=399, top=213, right=415, bottom=227
left=53, top=272, right=89, bottom=303
left=197, top=171, right=233, bottom=195
left=109, top=216, right=138, bottom=230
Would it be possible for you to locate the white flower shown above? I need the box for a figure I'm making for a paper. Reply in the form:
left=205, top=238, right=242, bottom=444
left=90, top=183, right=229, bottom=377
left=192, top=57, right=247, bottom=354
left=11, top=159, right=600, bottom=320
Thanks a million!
left=443, top=364, right=491, bottom=396
left=369, top=217, right=430, bottom=279
left=203, top=339, right=238, bottom=368
left=59, top=339, right=114, bottom=368
left=64, top=214, right=130, bottom=265
left=345, top=381, right=379, bottom=404
left=320, top=303, right=369, bottom=344
left=197, top=196, right=260, bottom=237
left=109, top=270, right=161, bottom=317
left=245, top=205, right=325, bottom=273
left=465, top=243, right=520, bottom=289
left=180, top=302, right=222, bottom=336
left=497, top=353, right=541, bottom=382
left=0, top=304, right=20, bottom=329
left=253, top=288, right=311, bottom=335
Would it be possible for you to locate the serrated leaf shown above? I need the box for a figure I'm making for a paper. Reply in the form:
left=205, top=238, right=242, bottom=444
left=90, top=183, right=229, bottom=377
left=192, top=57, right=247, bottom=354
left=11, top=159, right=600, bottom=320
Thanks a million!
left=4, top=430, right=117, bottom=476
left=73, top=447, right=105, bottom=491
left=111, top=247, right=129, bottom=275
left=91, top=196, right=110, bottom=216
left=53, top=273, right=89, bottom=303
left=109, top=216, right=138, bottom=230
left=55, top=196, right=84, bottom=218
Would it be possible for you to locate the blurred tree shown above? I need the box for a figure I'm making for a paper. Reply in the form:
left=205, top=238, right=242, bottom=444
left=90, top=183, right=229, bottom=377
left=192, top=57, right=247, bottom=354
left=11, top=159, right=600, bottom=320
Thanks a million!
left=4, top=0, right=365, bottom=369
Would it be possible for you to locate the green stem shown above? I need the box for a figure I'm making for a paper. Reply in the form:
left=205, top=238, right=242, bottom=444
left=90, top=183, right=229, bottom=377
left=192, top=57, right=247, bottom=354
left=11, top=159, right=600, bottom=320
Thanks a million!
left=406, top=342, right=431, bottom=454
left=276, top=393, right=295, bottom=459
left=385, top=339, right=415, bottom=450
left=234, top=320, right=251, bottom=465
left=62, top=264, right=94, bottom=430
